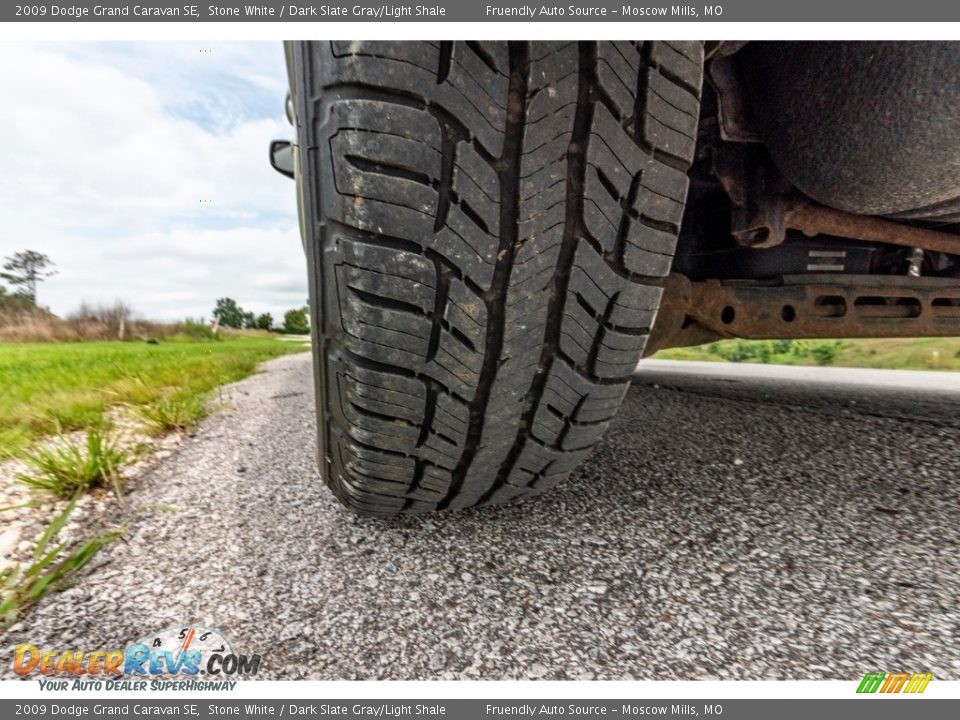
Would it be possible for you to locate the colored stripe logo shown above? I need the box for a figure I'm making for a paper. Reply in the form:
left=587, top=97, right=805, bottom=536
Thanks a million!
left=857, top=672, right=933, bottom=694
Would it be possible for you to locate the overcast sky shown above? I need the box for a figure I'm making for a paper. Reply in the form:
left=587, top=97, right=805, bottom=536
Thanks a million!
left=0, top=42, right=305, bottom=322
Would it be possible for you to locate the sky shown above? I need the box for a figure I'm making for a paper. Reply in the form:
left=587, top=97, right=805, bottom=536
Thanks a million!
left=0, top=42, right=306, bottom=322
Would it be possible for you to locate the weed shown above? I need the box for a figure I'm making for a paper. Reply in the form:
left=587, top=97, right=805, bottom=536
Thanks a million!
left=0, top=500, right=40, bottom=514
left=0, top=495, right=124, bottom=630
left=17, top=426, right=128, bottom=499
left=136, top=391, right=209, bottom=434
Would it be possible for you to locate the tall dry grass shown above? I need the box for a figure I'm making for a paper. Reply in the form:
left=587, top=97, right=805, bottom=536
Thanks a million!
left=0, top=302, right=212, bottom=343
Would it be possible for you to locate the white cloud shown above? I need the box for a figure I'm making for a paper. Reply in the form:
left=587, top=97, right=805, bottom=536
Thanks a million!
left=0, top=42, right=306, bottom=321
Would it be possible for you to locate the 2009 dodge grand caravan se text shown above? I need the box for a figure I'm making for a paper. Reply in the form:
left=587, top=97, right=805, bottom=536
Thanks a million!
left=269, top=41, right=960, bottom=515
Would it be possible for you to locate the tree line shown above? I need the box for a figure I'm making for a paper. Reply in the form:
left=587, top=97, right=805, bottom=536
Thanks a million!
left=0, top=249, right=310, bottom=336
left=212, top=297, right=309, bottom=335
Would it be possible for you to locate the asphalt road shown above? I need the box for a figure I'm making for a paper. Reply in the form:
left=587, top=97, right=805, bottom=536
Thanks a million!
left=3, top=353, right=958, bottom=680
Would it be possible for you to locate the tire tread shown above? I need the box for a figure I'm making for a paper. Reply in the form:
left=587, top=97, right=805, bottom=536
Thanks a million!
left=296, top=41, right=703, bottom=514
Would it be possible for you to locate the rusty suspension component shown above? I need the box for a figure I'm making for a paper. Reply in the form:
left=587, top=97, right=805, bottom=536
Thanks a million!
left=714, top=145, right=960, bottom=254
left=784, top=201, right=960, bottom=256
left=731, top=196, right=960, bottom=255
left=647, top=273, right=960, bottom=354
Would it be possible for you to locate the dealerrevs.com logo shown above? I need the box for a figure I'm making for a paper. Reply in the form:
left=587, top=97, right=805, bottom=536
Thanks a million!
left=857, top=672, right=933, bottom=694
left=14, top=625, right=261, bottom=690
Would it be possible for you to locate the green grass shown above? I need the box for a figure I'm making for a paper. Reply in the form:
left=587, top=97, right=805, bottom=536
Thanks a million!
left=135, top=391, right=211, bottom=435
left=0, top=336, right=307, bottom=460
left=655, top=337, right=960, bottom=371
left=0, top=495, right=125, bottom=630
left=17, top=425, right=129, bottom=499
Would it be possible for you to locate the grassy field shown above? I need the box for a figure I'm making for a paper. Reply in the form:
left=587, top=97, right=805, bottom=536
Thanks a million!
left=0, top=336, right=308, bottom=460
left=654, top=337, right=960, bottom=371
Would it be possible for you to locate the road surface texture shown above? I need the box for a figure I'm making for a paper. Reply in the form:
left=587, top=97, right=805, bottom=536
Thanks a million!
left=3, top=354, right=958, bottom=680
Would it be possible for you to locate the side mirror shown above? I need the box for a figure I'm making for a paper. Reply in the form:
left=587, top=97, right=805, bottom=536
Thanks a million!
left=269, top=140, right=296, bottom=179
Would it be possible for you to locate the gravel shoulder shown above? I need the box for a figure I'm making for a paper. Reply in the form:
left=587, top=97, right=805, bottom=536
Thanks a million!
left=3, top=353, right=958, bottom=680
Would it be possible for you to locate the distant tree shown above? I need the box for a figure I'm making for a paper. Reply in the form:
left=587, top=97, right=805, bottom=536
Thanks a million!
left=1, top=250, right=56, bottom=305
left=255, top=313, right=274, bottom=331
left=282, top=306, right=310, bottom=335
left=241, top=310, right=256, bottom=329
left=212, top=297, right=246, bottom=329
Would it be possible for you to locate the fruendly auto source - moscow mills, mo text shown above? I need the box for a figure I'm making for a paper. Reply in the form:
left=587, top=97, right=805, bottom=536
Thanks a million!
left=485, top=5, right=712, bottom=17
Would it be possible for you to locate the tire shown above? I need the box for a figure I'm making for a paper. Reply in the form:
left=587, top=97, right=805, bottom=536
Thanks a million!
left=290, top=41, right=703, bottom=515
